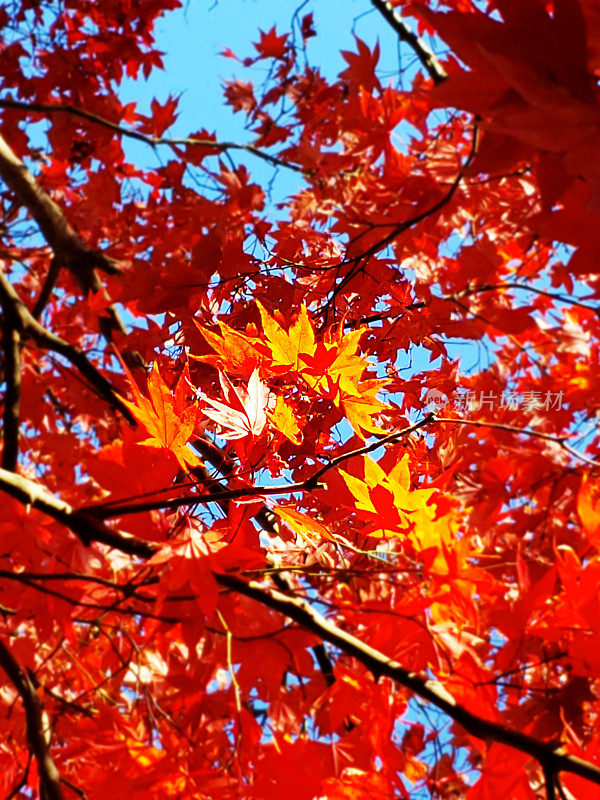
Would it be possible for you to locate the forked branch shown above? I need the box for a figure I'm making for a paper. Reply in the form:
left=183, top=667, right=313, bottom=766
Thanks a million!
left=0, top=271, right=135, bottom=423
left=0, top=132, right=127, bottom=340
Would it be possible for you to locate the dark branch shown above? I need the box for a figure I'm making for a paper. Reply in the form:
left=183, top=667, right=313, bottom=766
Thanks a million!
left=0, top=98, right=308, bottom=175
left=371, top=0, right=447, bottom=83
left=218, top=573, right=600, bottom=788
left=0, top=466, right=153, bottom=557
left=0, top=637, right=65, bottom=800
left=85, top=417, right=431, bottom=518
left=544, top=763, right=557, bottom=800
left=0, top=301, right=20, bottom=471
left=0, top=271, right=135, bottom=424
left=0, top=132, right=128, bottom=343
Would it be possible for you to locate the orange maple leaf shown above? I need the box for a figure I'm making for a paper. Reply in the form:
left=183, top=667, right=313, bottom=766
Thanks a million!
left=192, top=319, right=262, bottom=377
left=119, top=362, right=201, bottom=468
left=577, top=474, right=600, bottom=549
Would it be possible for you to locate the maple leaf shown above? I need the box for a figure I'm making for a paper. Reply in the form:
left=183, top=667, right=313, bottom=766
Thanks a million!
left=256, top=304, right=389, bottom=435
left=200, top=368, right=270, bottom=440
left=339, top=455, right=457, bottom=560
left=137, top=94, right=180, bottom=137
left=257, top=301, right=315, bottom=371
left=274, top=505, right=334, bottom=546
left=339, top=36, right=382, bottom=94
left=254, top=26, right=288, bottom=59
left=224, top=79, right=257, bottom=113
left=118, top=362, right=201, bottom=468
left=341, top=379, right=389, bottom=436
left=193, top=319, right=262, bottom=377
left=267, top=395, right=302, bottom=444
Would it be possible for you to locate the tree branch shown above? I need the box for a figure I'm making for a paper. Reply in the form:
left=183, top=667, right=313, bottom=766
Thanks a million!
left=432, top=415, right=600, bottom=468
left=0, top=299, right=21, bottom=471
left=544, top=763, right=557, bottom=800
left=0, top=132, right=127, bottom=341
left=0, top=466, right=153, bottom=557
left=370, top=0, right=448, bottom=84
left=2, top=472, right=600, bottom=788
left=0, top=270, right=135, bottom=424
left=0, top=99, right=308, bottom=175
left=0, top=637, right=65, bottom=800
left=85, top=417, right=431, bottom=518
left=217, top=573, right=600, bottom=787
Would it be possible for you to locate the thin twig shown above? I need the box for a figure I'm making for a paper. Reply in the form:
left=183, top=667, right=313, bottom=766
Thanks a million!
left=456, top=282, right=600, bottom=315
left=0, top=98, right=308, bottom=175
left=216, top=609, right=242, bottom=713
left=432, top=415, right=600, bottom=468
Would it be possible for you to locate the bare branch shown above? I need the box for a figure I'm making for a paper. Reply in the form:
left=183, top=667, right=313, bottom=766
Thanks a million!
left=0, top=637, right=65, bottom=800
left=0, top=466, right=153, bottom=558
left=432, top=415, right=600, bottom=468
left=0, top=303, right=20, bottom=471
left=86, top=417, right=432, bottom=518
left=370, top=0, right=448, bottom=84
left=0, top=99, right=308, bottom=175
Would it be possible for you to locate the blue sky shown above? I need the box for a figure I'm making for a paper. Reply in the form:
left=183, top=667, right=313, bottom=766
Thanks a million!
left=120, top=0, right=415, bottom=167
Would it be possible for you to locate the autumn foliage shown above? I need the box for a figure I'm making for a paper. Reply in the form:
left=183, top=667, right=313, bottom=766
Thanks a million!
left=2, top=0, right=600, bottom=797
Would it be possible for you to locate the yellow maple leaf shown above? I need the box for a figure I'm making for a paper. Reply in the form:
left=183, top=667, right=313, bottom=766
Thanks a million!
left=256, top=301, right=315, bottom=370
left=274, top=505, right=333, bottom=543
left=340, top=455, right=457, bottom=563
left=267, top=395, right=302, bottom=444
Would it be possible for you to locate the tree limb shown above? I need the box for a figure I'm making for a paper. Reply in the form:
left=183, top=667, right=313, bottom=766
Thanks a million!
left=370, top=0, right=448, bottom=84
left=0, top=132, right=127, bottom=341
left=0, top=466, right=153, bottom=557
left=85, top=417, right=431, bottom=518
left=0, top=270, right=135, bottom=424
left=0, top=99, right=308, bottom=175
left=0, top=299, right=21, bottom=471
left=0, top=637, right=65, bottom=800
left=217, top=573, right=600, bottom=788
